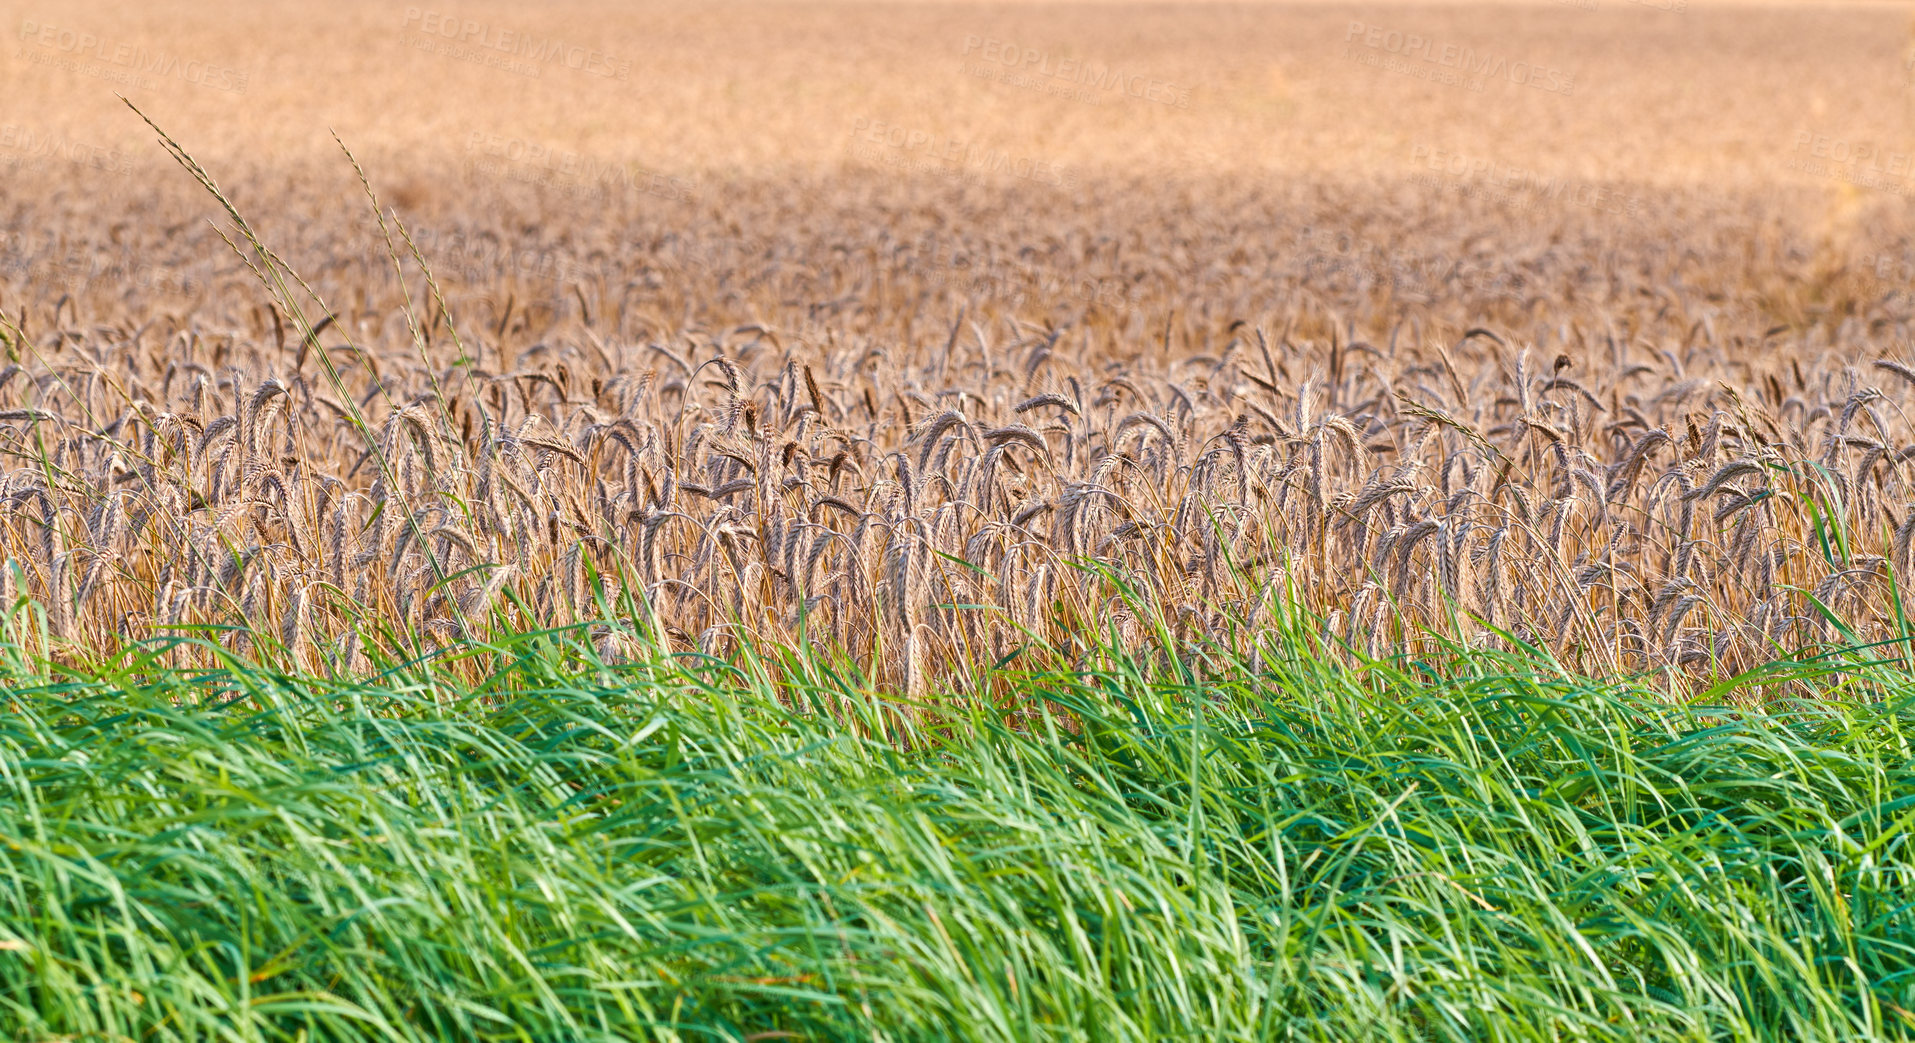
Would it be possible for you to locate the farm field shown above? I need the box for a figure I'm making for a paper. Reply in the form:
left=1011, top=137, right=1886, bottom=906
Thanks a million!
left=2, top=0, right=1915, bottom=1038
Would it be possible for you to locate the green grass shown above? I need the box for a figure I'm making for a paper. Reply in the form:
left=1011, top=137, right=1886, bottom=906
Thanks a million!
left=0, top=627, right=1912, bottom=1041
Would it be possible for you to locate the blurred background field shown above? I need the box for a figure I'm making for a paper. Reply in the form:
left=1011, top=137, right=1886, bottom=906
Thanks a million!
left=4, top=0, right=1908, bottom=181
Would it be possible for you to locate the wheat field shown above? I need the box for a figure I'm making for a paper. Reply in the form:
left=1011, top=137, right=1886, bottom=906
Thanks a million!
left=11, top=4, right=1915, bottom=1039
left=2, top=0, right=1915, bottom=691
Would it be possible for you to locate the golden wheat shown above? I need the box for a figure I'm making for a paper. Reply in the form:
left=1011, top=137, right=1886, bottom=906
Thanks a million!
left=1, top=0, right=1911, bottom=694
left=0, top=159, right=1912, bottom=696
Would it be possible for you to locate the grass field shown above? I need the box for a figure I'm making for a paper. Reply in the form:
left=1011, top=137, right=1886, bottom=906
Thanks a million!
left=3, top=0, right=1915, bottom=1037
left=3, top=625, right=1914, bottom=1041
